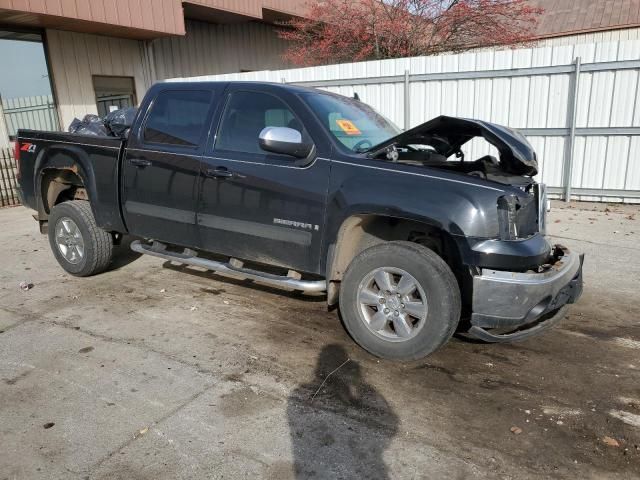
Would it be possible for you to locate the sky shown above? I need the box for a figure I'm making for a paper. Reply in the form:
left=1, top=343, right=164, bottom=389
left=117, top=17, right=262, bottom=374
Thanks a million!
left=0, top=39, right=53, bottom=100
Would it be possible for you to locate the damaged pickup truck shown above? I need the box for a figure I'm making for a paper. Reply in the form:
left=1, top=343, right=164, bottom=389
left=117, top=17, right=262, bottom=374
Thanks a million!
left=15, top=82, right=583, bottom=360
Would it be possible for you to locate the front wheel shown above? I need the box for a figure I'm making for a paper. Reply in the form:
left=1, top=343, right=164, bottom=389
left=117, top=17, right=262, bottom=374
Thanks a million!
left=339, top=242, right=461, bottom=360
left=48, top=200, right=113, bottom=277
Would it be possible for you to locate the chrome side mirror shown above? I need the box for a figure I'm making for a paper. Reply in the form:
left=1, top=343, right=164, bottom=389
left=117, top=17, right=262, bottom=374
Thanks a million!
left=258, top=127, right=313, bottom=158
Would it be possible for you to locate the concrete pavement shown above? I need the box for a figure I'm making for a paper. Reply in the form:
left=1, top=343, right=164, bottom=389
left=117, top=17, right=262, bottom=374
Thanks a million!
left=1, top=201, right=639, bottom=479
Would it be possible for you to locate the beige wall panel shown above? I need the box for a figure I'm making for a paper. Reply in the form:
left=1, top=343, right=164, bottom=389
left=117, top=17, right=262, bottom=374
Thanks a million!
left=46, top=29, right=152, bottom=129
left=153, top=20, right=290, bottom=80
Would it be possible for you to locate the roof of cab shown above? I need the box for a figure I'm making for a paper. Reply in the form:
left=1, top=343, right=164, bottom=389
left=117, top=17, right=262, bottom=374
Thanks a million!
left=157, top=81, right=320, bottom=95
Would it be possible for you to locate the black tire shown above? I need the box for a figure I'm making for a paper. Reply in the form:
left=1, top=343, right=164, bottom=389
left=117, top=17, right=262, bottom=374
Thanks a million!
left=48, top=200, right=113, bottom=277
left=339, top=241, right=461, bottom=360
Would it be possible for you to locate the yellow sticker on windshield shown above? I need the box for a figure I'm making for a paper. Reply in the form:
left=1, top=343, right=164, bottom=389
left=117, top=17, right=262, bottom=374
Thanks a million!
left=336, top=119, right=361, bottom=135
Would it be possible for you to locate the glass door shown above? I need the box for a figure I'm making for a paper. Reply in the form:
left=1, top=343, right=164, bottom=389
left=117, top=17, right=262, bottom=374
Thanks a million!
left=0, top=30, right=58, bottom=147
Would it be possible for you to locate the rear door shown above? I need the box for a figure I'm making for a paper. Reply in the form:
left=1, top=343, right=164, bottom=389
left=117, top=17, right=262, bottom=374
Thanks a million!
left=122, top=87, right=217, bottom=247
left=197, top=87, right=330, bottom=274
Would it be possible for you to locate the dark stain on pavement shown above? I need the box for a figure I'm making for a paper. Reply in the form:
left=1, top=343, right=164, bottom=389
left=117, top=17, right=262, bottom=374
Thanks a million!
left=3, top=369, right=32, bottom=385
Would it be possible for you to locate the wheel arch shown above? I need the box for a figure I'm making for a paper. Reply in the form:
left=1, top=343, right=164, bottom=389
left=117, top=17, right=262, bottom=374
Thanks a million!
left=35, top=145, right=97, bottom=219
left=325, top=213, right=462, bottom=306
left=40, top=167, right=88, bottom=216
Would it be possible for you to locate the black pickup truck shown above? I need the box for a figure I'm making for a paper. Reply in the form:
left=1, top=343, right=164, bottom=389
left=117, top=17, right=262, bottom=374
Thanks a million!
left=15, top=81, right=583, bottom=360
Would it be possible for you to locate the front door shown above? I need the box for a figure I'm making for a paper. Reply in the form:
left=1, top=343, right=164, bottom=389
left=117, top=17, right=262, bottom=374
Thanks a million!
left=197, top=88, right=330, bottom=274
left=122, top=88, right=217, bottom=247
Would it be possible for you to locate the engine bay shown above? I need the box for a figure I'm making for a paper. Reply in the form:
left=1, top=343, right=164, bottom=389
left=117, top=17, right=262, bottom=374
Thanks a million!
left=367, top=115, right=539, bottom=185
left=387, top=147, right=535, bottom=186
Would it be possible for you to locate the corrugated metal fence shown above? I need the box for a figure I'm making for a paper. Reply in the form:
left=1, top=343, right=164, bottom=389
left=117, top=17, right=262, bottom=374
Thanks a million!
left=0, top=148, right=19, bottom=208
left=169, top=39, right=640, bottom=203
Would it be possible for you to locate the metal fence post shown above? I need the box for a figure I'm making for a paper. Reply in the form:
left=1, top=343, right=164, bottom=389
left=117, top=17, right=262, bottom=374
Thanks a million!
left=404, top=69, right=410, bottom=130
left=48, top=98, right=60, bottom=131
left=564, top=57, right=581, bottom=203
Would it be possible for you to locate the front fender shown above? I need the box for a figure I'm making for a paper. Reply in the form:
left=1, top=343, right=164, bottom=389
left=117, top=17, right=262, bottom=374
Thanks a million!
left=325, top=162, right=503, bottom=243
left=321, top=159, right=512, bottom=277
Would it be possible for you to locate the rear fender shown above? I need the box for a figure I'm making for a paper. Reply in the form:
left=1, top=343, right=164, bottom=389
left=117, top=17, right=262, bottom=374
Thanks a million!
left=34, top=145, right=98, bottom=220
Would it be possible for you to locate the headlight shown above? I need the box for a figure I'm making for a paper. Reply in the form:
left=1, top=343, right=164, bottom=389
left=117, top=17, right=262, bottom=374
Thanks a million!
left=497, top=194, right=519, bottom=240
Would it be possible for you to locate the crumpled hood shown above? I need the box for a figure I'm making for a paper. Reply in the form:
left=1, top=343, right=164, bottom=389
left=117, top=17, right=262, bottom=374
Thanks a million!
left=370, top=115, right=538, bottom=176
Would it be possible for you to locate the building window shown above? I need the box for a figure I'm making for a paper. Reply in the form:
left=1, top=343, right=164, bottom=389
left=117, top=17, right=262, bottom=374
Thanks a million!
left=93, top=76, right=137, bottom=118
left=0, top=30, right=58, bottom=146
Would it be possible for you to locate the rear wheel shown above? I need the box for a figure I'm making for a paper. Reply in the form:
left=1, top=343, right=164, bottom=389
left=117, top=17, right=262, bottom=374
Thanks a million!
left=48, top=200, right=113, bottom=276
left=339, top=241, right=461, bottom=360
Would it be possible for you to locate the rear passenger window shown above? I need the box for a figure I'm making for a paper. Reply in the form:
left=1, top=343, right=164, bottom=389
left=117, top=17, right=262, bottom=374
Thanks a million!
left=143, top=90, right=212, bottom=147
left=215, top=91, right=307, bottom=155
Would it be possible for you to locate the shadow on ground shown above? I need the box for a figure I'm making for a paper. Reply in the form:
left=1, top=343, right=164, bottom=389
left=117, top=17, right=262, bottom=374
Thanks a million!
left=287, top=344, right=398, bottom=479
left=109, top=236, right=143, bottom=271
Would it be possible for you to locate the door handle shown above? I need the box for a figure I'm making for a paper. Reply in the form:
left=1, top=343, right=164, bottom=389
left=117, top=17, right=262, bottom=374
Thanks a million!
left=205, top=167, right=235, bottom=179
left=129, top=158, right=152, bottom=168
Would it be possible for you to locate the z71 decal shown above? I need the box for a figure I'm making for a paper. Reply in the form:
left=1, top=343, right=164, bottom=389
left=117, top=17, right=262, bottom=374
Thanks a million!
left=20, top=143, right=37, bottom=153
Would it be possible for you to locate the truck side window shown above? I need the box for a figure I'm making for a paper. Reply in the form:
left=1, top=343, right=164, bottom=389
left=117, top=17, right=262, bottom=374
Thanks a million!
left=143, top=90, right=212, bottom=147
left=215, top=91, right=307, bottom=155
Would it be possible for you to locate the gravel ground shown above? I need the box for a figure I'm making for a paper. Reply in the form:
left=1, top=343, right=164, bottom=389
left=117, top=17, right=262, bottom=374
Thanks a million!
left=0, top=201, right=639, bottom=479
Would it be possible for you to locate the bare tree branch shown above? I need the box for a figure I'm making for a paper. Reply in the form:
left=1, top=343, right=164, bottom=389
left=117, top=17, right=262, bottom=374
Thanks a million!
left=279, top=0, right=543, bottom=66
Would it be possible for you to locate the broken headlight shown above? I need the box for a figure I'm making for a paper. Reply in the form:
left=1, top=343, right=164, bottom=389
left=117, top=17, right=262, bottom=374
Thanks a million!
left=497, top=194, right=519, bottom=240
left=537, top=183, right=549, bottom=235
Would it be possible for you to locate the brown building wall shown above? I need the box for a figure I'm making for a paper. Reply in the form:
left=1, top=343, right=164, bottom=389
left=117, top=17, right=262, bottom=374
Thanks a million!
left=0, top=0, right=185, bottom=37
left=0, top=0, right=312, bottom=39
left=184, top=0, right=310, bottom=19
left=263, top=0, right=310, bottom=16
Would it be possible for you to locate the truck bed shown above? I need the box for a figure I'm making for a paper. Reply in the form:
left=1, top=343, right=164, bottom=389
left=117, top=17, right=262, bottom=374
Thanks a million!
left=17, top=130, right=126, bottom=232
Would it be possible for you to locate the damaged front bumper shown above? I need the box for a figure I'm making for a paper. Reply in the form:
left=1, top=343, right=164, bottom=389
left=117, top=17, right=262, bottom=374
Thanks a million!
left=469, top=245, right=583, bottom=342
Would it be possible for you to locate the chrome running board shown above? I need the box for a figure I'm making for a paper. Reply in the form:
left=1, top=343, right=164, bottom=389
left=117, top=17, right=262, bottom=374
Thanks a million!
left=130, top=240, right=326, bottom=293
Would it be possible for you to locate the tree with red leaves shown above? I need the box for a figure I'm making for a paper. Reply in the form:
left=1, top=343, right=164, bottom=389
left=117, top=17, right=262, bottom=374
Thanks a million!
left=279, top=0, right=543, bottom=66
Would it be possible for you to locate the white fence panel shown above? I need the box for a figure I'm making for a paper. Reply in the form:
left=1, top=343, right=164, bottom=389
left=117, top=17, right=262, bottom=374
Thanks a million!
left=168, top=38, right=640, bottom=203
left=1, top=95, right=58, bottom=138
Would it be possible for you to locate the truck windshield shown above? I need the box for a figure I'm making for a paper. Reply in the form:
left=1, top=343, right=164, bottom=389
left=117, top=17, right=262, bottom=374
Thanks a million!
left=301, top=92, right=401, bottom=152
